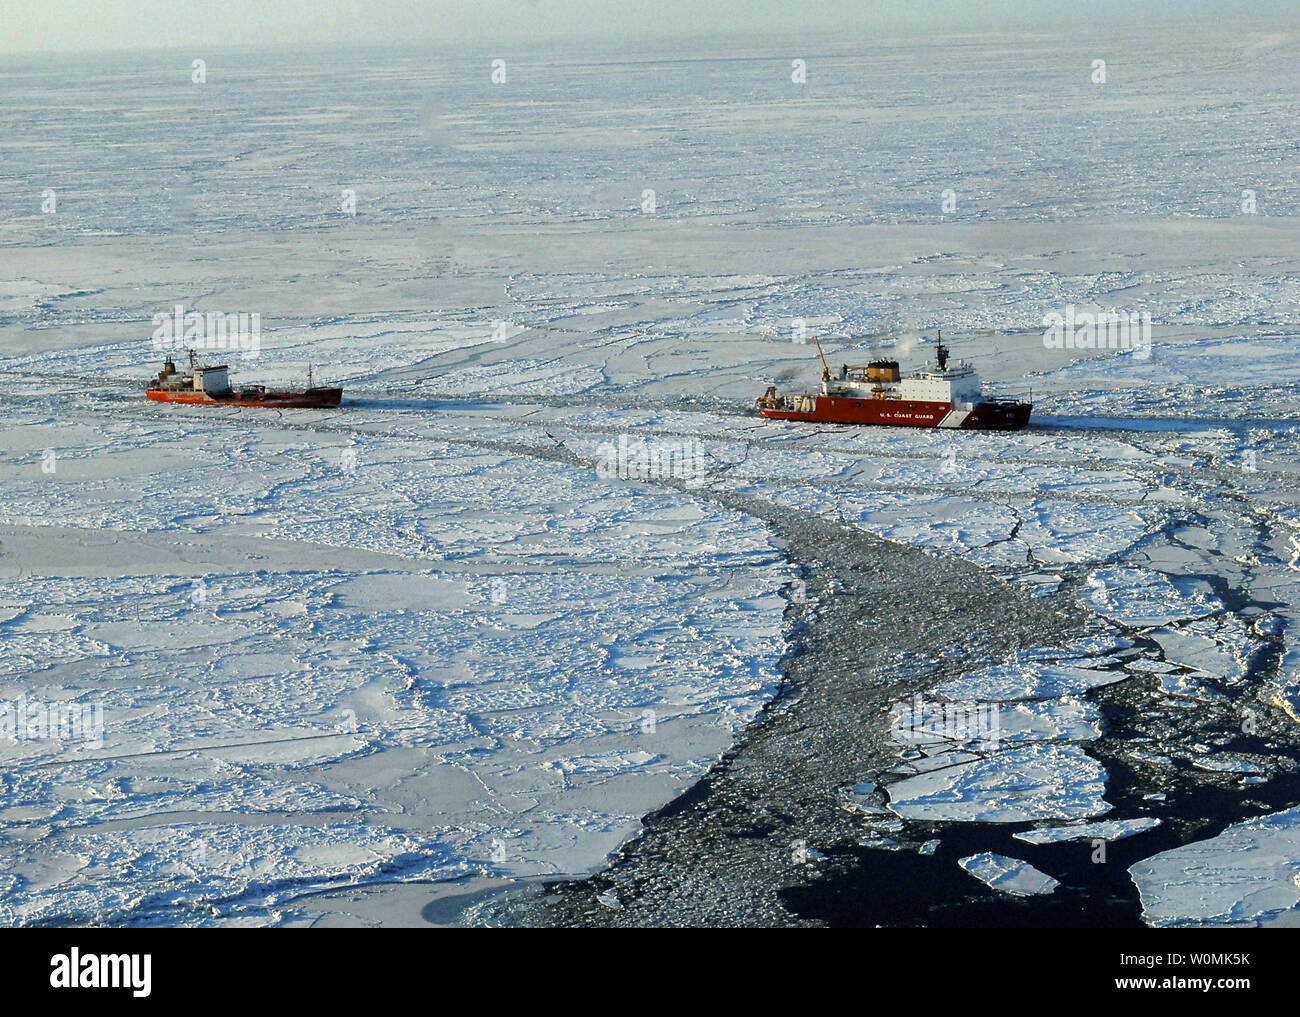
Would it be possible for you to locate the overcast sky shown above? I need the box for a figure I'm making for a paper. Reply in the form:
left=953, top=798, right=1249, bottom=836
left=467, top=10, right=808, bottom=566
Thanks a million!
left=0, top=0, right=1267, bottom=54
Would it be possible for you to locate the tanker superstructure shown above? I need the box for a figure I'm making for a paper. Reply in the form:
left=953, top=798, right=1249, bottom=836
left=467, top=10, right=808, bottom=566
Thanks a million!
left=756, top=336, right=1030, bottom=430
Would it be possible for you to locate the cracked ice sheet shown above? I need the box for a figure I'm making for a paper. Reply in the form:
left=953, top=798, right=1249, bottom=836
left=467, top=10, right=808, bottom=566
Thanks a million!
left=0, top=822, right=466, bottom=928
left=890, top=697, right=1100, bottom=747
left=538, top=402, right=1163, bottom=568
left=664, top=426, right=1153, bottom=578
left=0, top=425, right=792, bottom=925
left=1087, top=567, right=1222, bottom=627
left=1148, top=615, right=1255, bottom=683
left=417, top=359, right=605, bottom=396
left=886, top=744, right=1111, bottom=823
left=1130, top=805, right=1300, bottom=928
left=498, top=402, right=1210, bottom=607
left=936, top=661, right=1126, bottom=702
left=997, top=698, right=1102, bottom=742
left=1045, top=336, right=1300, bottom=424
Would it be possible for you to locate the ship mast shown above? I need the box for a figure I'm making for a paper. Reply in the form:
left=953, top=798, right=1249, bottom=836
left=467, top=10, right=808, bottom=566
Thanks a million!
left=813, top=336, right=831, bottom=382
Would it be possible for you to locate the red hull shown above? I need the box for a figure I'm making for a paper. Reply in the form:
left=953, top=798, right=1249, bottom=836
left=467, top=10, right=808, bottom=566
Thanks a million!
left=760, top=395, right=1030, bottom=430
left=147, top=388, right=343, bottom=408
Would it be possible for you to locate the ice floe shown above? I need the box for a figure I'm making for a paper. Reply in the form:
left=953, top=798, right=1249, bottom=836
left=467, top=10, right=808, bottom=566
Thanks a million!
left=959, top=852, right=1059, bottom=897
left=1014, top=817, right=1161, bottom=844
left=1130, top=806, right=1300, bottom=927
left=886, top=745, right=1111, bottom=823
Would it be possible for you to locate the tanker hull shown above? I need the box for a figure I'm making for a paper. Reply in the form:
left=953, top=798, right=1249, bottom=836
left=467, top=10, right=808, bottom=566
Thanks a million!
left=146, top=388, right=343, bottom=408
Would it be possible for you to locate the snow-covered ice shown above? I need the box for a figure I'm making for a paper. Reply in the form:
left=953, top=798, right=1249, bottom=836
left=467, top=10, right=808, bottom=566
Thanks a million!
left=1014, top=818, right=1161, bottom=845
left=959, top=853, right=1060, bottom=897
left=1130, top=806, right=1300, bottom=927
left=886, top=745, right=1111, bottom=823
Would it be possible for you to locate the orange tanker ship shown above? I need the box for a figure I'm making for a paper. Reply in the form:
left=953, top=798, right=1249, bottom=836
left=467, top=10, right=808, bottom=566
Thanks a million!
left=146, top=351, right=343, bottom=408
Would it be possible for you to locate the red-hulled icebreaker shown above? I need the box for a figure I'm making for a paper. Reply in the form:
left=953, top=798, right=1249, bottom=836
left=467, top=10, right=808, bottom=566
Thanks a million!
left=756, top=335, right=1031, bottom=430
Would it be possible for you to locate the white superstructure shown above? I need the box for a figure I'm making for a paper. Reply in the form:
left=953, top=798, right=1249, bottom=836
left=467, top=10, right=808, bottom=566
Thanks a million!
left=898, top=362, right=982, bottom=408
left=821, top=351, right=984, bottom=408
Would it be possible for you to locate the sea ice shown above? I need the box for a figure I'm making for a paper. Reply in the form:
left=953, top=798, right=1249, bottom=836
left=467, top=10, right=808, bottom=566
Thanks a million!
left=959, top=852, right=1059, bottom=897
left=886, top=745, right=1111, bottom=823
left=1014, top=817, right=1161, bottom=844
left=1130, top=806, right=1300, bottom=927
